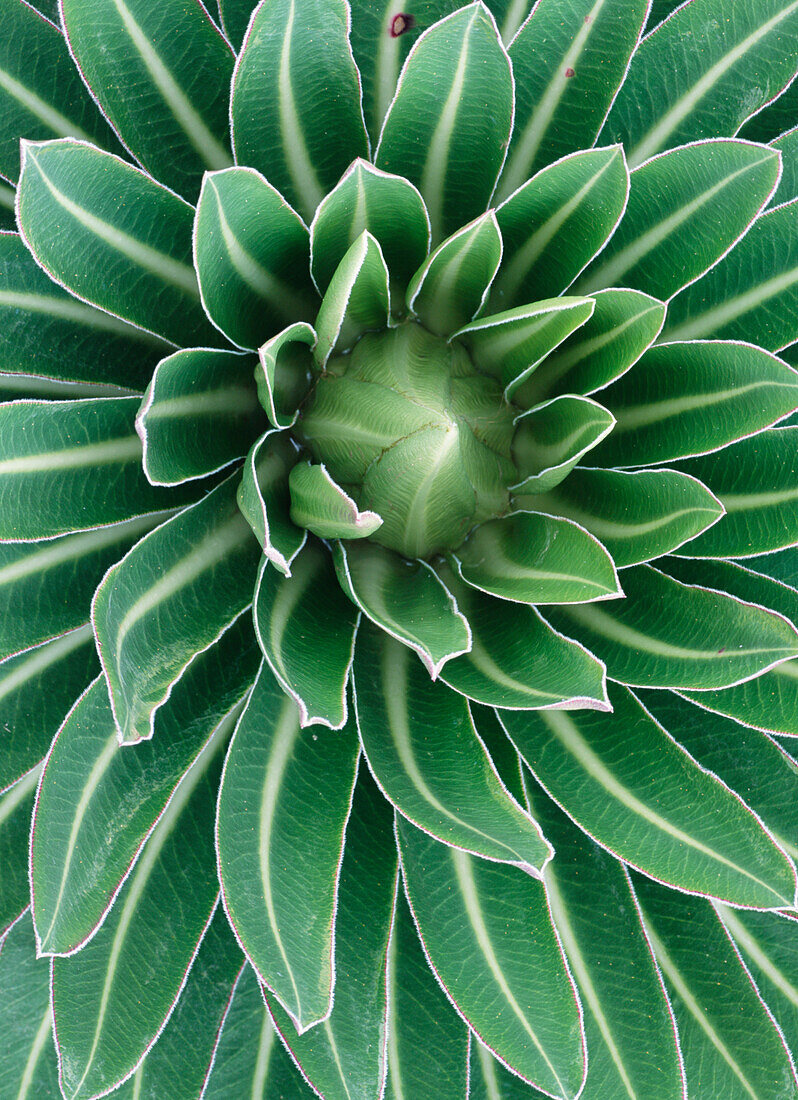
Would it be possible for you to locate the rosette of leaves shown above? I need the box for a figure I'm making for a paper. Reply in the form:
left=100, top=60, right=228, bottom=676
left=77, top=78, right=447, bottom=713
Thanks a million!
left=6, top=0, right=798, bottom=1097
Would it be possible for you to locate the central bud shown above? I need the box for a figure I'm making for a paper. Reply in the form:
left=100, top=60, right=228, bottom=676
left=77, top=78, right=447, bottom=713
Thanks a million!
left=296, top=322, right=517, bottom=559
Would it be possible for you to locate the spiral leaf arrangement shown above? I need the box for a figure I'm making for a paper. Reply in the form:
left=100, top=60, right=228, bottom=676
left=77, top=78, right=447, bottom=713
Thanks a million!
left=4, top=0, right=798, bottom=1097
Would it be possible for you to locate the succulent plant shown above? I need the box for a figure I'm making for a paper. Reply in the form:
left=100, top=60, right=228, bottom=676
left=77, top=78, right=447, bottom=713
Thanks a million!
left=5, top=0, right=798, bottom=1096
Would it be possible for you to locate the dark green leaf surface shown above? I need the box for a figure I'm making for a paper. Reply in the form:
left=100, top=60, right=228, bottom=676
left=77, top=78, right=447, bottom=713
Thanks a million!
left=603, top=0, right=798, bottom=166
left=216, top=665, right=359, bottom=1031
left=376, top=2, right=514, bottom=242
left=108, top=906, right=244, bottom=1100
left=511, top=395, right=615, bottom=492
left=92, top=473, right=261, bottom=743
left=633, top=875, right=798, bottom=1100
left=592, top=340, right=798, bottom=466
left=0, top=512, right=165, bottom=661
left=664, top=201, right=798, bottom=349
left=353, top=623, right=552, bottom=870
left=17, top=139, right=219, bottom=347
left=524, top=779, right=686, bottom=1100
left=0, top=0, right=120, bottom=184
left=230, top=0, right=369, bottom=221
left=682, top=661, right=798, bottom=738
left=578, top=139, right=780, bottom=300
left=492, top=146, right=629, bottom=308
left=499, top=0, right=649, bottom=194
left=675, top=426, right=798, bottom=557
left=265, top=767, right=399, bottom=1100
left=0, top=914, right=59, bottom=1099
left=217, top=0, right=256, bottom=49
left=437, top=563, right=609, bottom=710
left=384, top=889, right=469, bottom=1100
left=0, top=231, right=169, bottom=392
left=51, top=733, right=225, bottom=1100
left=237, top=430, right=306, bottom=575
left=0, top=398, right=193, bottom=540
left=255, top=322, right=315, bottom=430
left=398, top=818, right=585, bottom=1099
left=408, top=212, right=502, bottom=335
left=456, top=297, right=595, bottom=398
left=202, top=963, right=314, bottom=1098
left=30, top=618, right=259, bottom=956
left=500, top=685, right=798, bottom=908
left=194, top=167, right=317, bottom=350
left=310, top=158, right=430, bottom=301
left=334, top=539, right=471, bottom=677
left=517, top=287, right=665, bottom=403
left=0, top=625, right=98, bottom=793
left=770, top=125, right=798, bottom=206
left=551, top=562, right=798, bottom=688
left=526, top=467, right=723, bottom=567
left=60, top=0, right=234, bottom=198
left=0, top=774, right=40, bottom=937
left=254, top=544, right=358, bottom=728
left=137, top=348, right=262, bottom=485
left=453, top=511, right=622, bottom=605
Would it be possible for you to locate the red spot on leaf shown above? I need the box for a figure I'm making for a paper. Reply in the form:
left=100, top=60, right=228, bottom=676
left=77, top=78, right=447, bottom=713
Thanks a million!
left=565, top=67, right=575, bottom=78
left=390, top=12, right=415, bottom=36
left=584, top=13, right=592, bottom=22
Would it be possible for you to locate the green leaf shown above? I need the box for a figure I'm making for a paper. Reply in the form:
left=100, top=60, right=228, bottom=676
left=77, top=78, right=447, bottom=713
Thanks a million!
left=436, top=560, right=609, bottom=710
left=498, top=0, right=649, bottom=193
left=511, top=395, right=615, bottom=492
left=265, top=766, right=399, bottom=1100
left=717, top=905, right=798, bottom=1069
left=230, top=0, right=369, bottom=221
left=523, top=779, right=686, bottom=1100
left=375, top=2, right=514, bottom=243
left=0, top=0, right=120, bottom=184
left=253, top=543, right=358, bottom=728
left=288, top=462, right=383, bottom=540
left=0, top=625, right=97, bottom=793
left=0, top=398, right=195, bottom=540
left=491, top=146, right=630, bottom=307
left=675, top=426, right=798, bottom=557
left=663, top=201, right=798, bottom=349
left=333, top=539, right=471, bottom=678
left=500, top=684, right=798, bottom=908
left=407, top=212, right=502, bottom=336
left=602, top=0, right=798, bottom=167
left=398, top=819, right=585, bottom=1099
left=50, top=729, right=226, bottom=1100
left=660, top=554, right=798, bottom=629
left=683, top=659, right=798, bottom=738
left=138, top=348, right=262, bottom=485
left=456, top=298, right=594, bottom=400
left=255, top=322, right=315, bottom=430
left=0, top=513, right=166, bottom=662
left=384, top=888, right=469, bottom=1100
left=0, top=913, right=59, bottom=1098
left=633, top=875, right=798, bottom=1099
left=236, top=430, right=306, bottom=575
left=577, top=139, right=780, bottom=300
left=30, top=617, right=259, bottom=956
left=524, top=467, right=724, bottom=568
left=353, top=623, right=552, bottom=870
left=640, top=689, right=798, bottom=868
left=0, top=772, right=41, bottom=936
left=0, top=231, right=169, bottom=392
left=217, top=0, right=256, bottom=49
left=92, top=473, right=261, bottom=743
left=314, top=231, right=390, bottom=367
left=60, top=0, right=234, bottom=199
left=310, top=158, right=430, bottom=303
left=770, top=125, right=798, bottom=206
left=17, top=139, right=219, bottom=347
left=202, top=964, right=315, bottom=1098
left=469, top=1038, right=543, bottom=1100
left=452, top=511, right=622, bottom=605
left=216, top=665, right=359, bottom=1032
left=108, top=907, right=245, bottom=1100
left=515, top=288, right=665, bottom=405
left=194, top=167, right=317, bottom=350
left=591, top=340, right=798, bottom=466
left=548, top=563, right=798, bottom=689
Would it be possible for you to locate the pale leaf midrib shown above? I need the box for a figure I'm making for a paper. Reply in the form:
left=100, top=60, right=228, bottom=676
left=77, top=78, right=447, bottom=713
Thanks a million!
left=15, top=1003, right=52, bottom=1100
left=613, top=378, right=798, bottom=433
left=277, top=0, right=324, bottom=215
left=0, top=624, right=93, bottom=708
left=0, top=66, right=94, bottom=144
left=0, top=435, right=142, bottom=477
left=664, top=261, right=798, bottom=342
